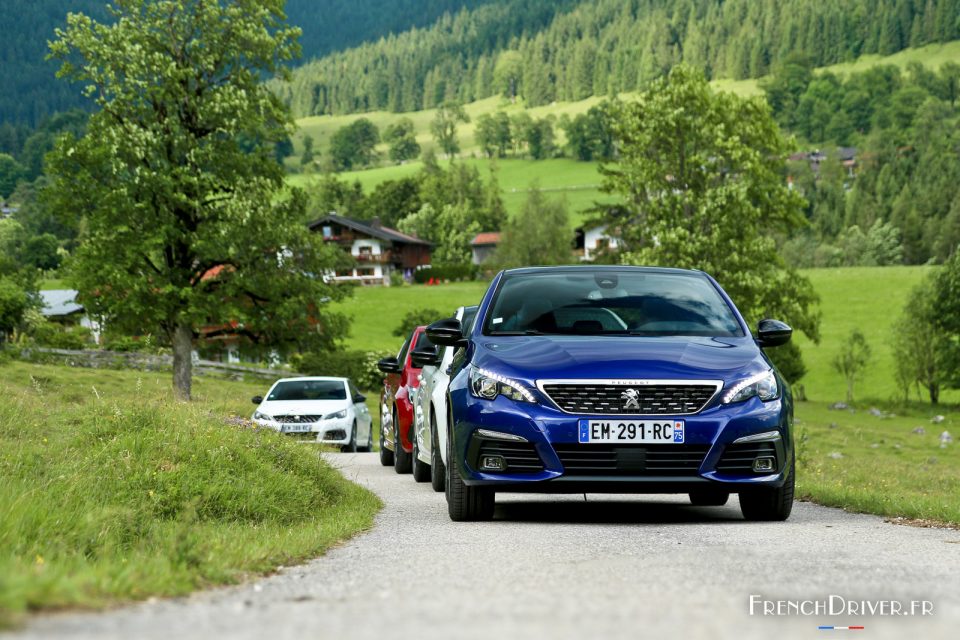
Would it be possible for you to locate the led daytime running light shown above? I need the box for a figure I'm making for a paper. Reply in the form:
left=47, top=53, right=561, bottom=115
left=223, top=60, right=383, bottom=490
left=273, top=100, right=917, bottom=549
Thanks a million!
left=471, top=367, right=536, bottom=403
left=723, top=370, right=775, bottom=403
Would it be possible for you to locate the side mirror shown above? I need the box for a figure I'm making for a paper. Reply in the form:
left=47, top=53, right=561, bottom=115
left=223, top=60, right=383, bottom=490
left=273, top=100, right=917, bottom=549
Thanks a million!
left=410, top=346, right=441, bottom=368
left=353, top=393, right=367, bottom=404
left=427, top=318, right=466, bottom=348
left=251, top=395, right=263, bottom=405
left=757, top=319, right=792, bottom=348
left=377, top=356, right=402, bottom=374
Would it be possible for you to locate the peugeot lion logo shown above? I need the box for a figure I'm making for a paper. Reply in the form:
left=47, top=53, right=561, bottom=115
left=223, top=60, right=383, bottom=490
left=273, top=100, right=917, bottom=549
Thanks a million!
left=621, top=388, right=641, bottom=411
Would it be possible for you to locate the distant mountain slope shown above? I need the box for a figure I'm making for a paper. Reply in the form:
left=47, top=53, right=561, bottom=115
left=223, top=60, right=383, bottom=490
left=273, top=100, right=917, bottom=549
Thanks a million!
left=280, top=0, right=960, bottom=118
left=287, top=0, right=498, bottom=61
left=0, top=0, right=494, bottom=126
left=0, top=0, right=106, bottom=126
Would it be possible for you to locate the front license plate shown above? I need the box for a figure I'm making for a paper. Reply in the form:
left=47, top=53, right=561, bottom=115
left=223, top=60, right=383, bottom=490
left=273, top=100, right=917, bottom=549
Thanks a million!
left=578, top=419, right=685, bottom=444
left=282, top=424, right=312, bottom=433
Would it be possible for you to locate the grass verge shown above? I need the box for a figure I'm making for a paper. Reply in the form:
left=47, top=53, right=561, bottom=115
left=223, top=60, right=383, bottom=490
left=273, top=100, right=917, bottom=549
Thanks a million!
left=0, top=362, right=382, bottom=628
left=795, top=401, right=960, bottom=525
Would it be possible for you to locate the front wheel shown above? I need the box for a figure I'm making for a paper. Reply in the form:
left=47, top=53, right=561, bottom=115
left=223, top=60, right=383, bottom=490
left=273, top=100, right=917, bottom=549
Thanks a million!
left=393, top=410, right=412, bottom=474
left=379, top=416, right=394, bottom=467
left=411, top=427, right=430, bottom=482
left=739, top=460, right=795, bottom=521
left=446, top=423, right=494, bottom=521
left=430, top=410, right=445, bottom=493
left=340, top=422, right=357, bottom=453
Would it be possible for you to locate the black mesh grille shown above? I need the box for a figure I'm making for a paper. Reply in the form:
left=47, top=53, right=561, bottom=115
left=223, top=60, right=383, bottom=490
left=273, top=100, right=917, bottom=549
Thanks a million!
left=553, top=444, right=710, bottom=476
left=541, top=383, right=718, bottom=415
left=476, top=440, right=544, bottom=473
left=275, top=415, right=322, bottom=423
left=716, top=441, right=778, bottom=474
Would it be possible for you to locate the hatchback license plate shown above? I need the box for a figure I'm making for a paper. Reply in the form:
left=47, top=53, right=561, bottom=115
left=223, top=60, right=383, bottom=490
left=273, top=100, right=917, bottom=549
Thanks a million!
left=579, top=419, right=685, bottom=444
left=282, top=424, right=312, bottom=433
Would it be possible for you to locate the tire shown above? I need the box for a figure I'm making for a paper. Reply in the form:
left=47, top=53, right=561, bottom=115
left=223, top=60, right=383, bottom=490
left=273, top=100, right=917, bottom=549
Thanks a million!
left=446, top=418, right=494, bottom=521
left=340, top=422, right=357, bottom=453
left=430, top=410, right=446, bottom=493
left=739, top=459, right=795, bottom=522
left=411, top=427, right=431, bottom=482
left=393, top=410, right=412, bottom=474
left=379, top=416, right=394, bottom=467
left=689, top=489, right=729, bottom=506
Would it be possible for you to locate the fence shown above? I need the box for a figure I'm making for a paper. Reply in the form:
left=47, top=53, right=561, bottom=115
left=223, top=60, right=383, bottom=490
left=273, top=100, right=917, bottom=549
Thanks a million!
left=19, top=347, right=300, bottom=381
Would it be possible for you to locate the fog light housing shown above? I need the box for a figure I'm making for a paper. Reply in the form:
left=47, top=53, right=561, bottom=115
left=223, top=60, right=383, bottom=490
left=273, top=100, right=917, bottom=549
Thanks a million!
left=324, top=429, right=347, bottom=441
left=752, top=456, right=775, bottom=473
left=480, top=455, right=506, bottom=471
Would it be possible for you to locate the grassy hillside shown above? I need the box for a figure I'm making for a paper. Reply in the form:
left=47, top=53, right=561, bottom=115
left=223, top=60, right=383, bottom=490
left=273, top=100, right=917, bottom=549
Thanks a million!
left=332, top=266, right=951, bottom=405
left=290, top=156, right=615, bottom=227
left=289, top=42, right=960, bottom=226
left=0, top=362, right=380, bottom=628
left=796, top=267, right=944, bottom=403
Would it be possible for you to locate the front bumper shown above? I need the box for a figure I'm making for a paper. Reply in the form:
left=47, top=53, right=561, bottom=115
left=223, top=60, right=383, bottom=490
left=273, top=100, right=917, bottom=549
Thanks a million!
left=253, top=418, right=353, bottom=445
left=450, top=390, right=792, bottom=492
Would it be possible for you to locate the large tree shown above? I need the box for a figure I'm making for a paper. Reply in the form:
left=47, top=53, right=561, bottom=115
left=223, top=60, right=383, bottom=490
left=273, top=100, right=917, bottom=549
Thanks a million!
left=494, top=186, right=571, bottom=268
left=430, top=103, right=470, bottom=158
left=600, top=65, right=820, bottom=347
left=47, top=0, right=350, bottom=400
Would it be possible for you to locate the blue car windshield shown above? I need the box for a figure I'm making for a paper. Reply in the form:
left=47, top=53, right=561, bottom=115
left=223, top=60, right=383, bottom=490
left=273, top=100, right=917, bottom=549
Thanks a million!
left=484, top=270, right=744, bottom=338
left=268, top=380, right=347, bottom=401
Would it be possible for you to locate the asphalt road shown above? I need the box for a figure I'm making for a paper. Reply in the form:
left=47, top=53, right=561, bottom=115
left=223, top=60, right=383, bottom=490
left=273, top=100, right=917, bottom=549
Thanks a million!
left=12, top=452, right=960, bottom=640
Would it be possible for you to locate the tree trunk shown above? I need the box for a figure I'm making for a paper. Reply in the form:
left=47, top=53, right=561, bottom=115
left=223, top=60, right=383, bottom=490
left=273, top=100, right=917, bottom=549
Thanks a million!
left=172, top=323, right=193, bottom=401
left=930, top=383, right=939, bottom=405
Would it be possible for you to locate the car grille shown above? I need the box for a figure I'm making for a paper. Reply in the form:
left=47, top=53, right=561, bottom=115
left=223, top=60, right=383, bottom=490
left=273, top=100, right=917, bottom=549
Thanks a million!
left=716, top=441, right=778, bottom=474
left=540, top=383, right=719, bottom=415
left=476, top=440, right=544, bottom=473
left=287, top=432, right=318, bottom=442
left=275, top=415, right=322, bottom=423
left=553, top=444, right=710, bottom=476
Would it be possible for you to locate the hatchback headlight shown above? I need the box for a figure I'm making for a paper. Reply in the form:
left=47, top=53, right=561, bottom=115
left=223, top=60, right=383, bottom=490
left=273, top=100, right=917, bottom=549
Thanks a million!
left=723, top=370, right=779, bottom=404
left=469, top=366, right=535, bottom=403
left=324, top=409, right=348, bottom=420
left=253, top=411, right=273, bottom=421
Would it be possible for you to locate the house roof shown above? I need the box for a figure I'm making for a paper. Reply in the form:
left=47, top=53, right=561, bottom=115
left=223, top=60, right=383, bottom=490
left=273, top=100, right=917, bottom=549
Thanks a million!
left=471, top=232, right=501, bottom=246
left=308, top=213, right=431, bottom=246
left=40, top=289, right=84, bottom=317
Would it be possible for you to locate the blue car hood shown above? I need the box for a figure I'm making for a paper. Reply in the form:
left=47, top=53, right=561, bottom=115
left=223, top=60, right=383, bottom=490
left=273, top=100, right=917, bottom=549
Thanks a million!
left=470, top=335, right=767, bottom=385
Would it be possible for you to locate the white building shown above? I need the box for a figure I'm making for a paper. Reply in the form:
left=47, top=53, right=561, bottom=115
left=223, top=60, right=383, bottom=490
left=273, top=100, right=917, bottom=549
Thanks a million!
left=579, top=225, right=619, bottom=261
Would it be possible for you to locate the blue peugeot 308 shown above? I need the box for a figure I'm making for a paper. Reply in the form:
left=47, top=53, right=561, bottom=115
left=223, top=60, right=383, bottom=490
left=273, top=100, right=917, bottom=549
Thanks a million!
left=427, top=266, right=795, bottom=522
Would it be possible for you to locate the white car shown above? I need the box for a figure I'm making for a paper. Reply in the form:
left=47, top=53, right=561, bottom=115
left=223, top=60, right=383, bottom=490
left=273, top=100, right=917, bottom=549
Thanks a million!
left=411, top=305, right=478, bottom=491
left=251, top=377, right=373, bottom=452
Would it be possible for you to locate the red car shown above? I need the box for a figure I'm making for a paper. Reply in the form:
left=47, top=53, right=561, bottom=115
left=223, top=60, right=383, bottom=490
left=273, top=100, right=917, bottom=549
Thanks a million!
left=377, top=325, right=432, bottom=474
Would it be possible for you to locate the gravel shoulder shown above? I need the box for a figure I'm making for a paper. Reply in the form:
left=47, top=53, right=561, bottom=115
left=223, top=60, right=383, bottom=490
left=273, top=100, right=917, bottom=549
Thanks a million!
left=10, top=452, right=960, bottom=640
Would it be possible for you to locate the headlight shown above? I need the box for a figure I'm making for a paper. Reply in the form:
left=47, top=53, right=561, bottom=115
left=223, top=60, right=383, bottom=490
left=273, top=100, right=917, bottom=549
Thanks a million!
left=323, top=409, right=348, bottom=420
left=252, top=411, right=273, bottom=421
left=469, top=366, right=535, bottom=403
left=722, top=370, right=779, bottom=404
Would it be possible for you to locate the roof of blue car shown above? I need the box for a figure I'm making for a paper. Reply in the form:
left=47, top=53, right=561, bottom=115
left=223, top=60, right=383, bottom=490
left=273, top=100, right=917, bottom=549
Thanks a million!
left=501, top=265, right=706, bottom=277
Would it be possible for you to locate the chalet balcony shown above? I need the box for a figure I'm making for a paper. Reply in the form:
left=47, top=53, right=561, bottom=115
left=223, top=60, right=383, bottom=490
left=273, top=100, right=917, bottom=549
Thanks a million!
left=354, top=252, right=391, bottom=263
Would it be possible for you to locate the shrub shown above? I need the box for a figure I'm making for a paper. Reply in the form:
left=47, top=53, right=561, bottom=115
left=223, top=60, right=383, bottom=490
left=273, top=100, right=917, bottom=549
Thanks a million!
left=29, top=321, right=93, bottom=350
left=393, top=308, right=442, bottom=337
left=412, top=263, right=477, bottom=283
left=294, top=349, right=392, bottom=391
